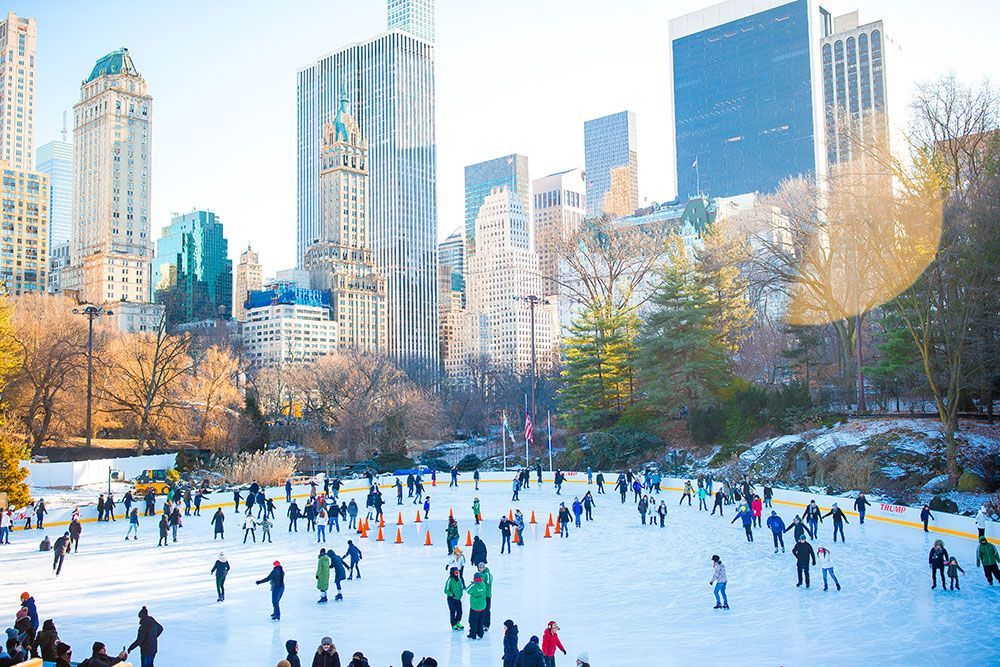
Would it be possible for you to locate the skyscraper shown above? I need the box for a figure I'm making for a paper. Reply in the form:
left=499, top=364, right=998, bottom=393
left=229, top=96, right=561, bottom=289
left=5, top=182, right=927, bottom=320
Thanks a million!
left=821, top=12, right=888, bottom=167
left=298, top=0, right=437, bottom=375
left=532, top=168, right=586, bottom=299
left=153, top=210, right=232, bottom=326
left=233, top=245, right=262, bottom=322
left=70, top=48, right=152, bottom=304
left=670, top=0, right=828, bottom=199
left=304, top=90, right=386, bottom=352
left=462, top=187, right=552, bottom=375
left=0, top=165, right=48, bottom=295
left=584, top=111, right=638, bottom=218
left=388, top=0, right=434, bottom=42
left=464, top=154, right=529, bottom=260
left=0, top=13, right=36, bottom=170
left=438, top=228, right=464, bottom=281
left=35, top=139, right=73, bottom=247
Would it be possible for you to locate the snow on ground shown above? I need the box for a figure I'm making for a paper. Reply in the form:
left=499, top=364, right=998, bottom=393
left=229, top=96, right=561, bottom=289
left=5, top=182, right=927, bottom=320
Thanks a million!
left=1, top=478, right=997, bottom=666
left=29, top=481, right=135, bottom=511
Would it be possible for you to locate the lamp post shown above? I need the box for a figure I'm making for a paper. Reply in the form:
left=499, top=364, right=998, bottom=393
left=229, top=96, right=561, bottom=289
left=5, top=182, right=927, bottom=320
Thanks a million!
left=514, top=294, right=548, bottom=437
left=72, top=305, right=113, bottom=447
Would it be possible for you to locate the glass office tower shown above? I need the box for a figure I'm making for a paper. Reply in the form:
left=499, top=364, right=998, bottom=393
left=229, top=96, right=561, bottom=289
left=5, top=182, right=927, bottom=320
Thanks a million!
left=464, top=154, right=529, bottom=260
left=153, top=210, right=233, bottom=325
left=584, top=111, right=638, bottom=217
left=35, top=139, right=73, bottom=248
left=670, top=0, right=827, bottom=199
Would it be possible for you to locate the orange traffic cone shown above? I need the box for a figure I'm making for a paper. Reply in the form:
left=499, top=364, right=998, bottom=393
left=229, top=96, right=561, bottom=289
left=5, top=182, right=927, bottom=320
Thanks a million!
left=379, top=515, right=385, bottom=528
left=415, top=511, right=422, bottom=523
left=547, top=513, right=554, bottom=527
left=530, top=511, right=537, bottom=524
left=376, top=526, right=385, bottom=541
left=513, top=527, right=520, bottom=543
left=543, top=523, right=552, bottom=538
left=449, top=508, right=454, bottom=519
left=465, top=530, right=473, bottom=546
left=360, top=523, right=369, bottom=538
left=424, top=531, right=433, bottom=546
left=397, top=512, right=404, bottom=526
left=395, top=528, right=403, bottom=544
left=508, top=509, right=514, bottom=522
left=555, top=520, right=561, bottom=534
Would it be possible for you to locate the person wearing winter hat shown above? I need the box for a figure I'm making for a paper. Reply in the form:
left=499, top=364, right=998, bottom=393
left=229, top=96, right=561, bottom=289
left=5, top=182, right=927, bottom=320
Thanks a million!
left=312, top=637, right=339, bottom=667
left=444, top=567, right=464, bottom=631
left=401, top=650, right=415, bottom=667
left=709, top=555, right=729, bottom=609
left=18, top=592, right=38, bottom=634
left=466, top=573, right=488, bottom=639
left=976, top=536, right=999, bottom=585
left=127, top=606, right=163, bottom=667
left=256, top=561, right=285, bottom=620
left=542, top=621, right=567, bottom=664
left=276, top=661, right=292, bottom=667
left=502, top=620, right=519, bottom=667
left=517, top=635, right=545, bottom=667
left=54, top=640, right=72, bottom=667
left=77, top=641, right=128, bottom=667
left=576, top=652, right=591, bottom=667
left=284, top=639, right=301, bottom=667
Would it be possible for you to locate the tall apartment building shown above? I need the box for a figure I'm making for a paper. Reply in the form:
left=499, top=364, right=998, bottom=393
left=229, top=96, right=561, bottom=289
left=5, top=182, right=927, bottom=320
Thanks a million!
left=242, top=284, right=338, bottom=367
left=70, top=48, right=152, bottom=304
left=233, top=245, right=262, bottom=322
left=304, top=91, right=386, bottom=352
left=532, top=168, right=585, bottom=298
left=153, top=210, right=233, bottom=326
left=438, top=228, right=463, bottom=283
left=387, top=0, right=435, bottom=42
left=821, top=12, right=888, bottom=167
left=464, top=154, right=529, bottom=260
left=462, top=187, right=553, bottom=376
left=35, top=139, right=73, bottom=247
left=0, top=164, right=48, bottom=295
left=670, top=0, right=829, bottom=199
left=47, top=239, right=69, bottom=294
left=438, top=261, right=465, bottom=377
left=298, top=0, right=438, bottom=375
left=0, top=13, right=36, bottom=170
left=584, top=111, right=638, bottom=218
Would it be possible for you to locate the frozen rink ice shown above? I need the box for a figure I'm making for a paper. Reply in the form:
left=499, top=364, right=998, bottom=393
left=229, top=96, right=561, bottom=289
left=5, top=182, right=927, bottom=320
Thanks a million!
left=1, top=477, right=997, bottom=666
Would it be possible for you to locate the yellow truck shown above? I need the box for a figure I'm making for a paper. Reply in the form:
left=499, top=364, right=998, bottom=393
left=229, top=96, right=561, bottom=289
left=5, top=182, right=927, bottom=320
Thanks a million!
left=134, top=469, right=171, bottom=496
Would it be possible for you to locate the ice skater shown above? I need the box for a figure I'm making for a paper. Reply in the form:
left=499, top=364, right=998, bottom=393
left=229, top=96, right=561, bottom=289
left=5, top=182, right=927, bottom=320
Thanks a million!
left=822, top=503, right=849, bottom=542
left=126, top=606, right=162, bottom=667
left=316, top=548, right=332, bottom=603
left=731, top=504, right=754, bottom=542
left=947, top=556, right=964, bottom=590
left=558, top=503, right=571, bottom=538
left=52, top=531, right=70, bottom=575
left=471, top=535, right=487, bottom=567
left=929, top=540, right=949, bottom=590
left=709, top=555, right=729, bottom=609
left=976, top=536, right=999, bottom=585
left=499, top=515, right=512, bottom=554
left=767, top=511, right=786, bottom=553
left=472, top=498, right=481, bottom=525
left=615, top=473, right=628, bottom=503
left=542, top=621, right=567, bottom=665
left=920, top=505, right=935, bottom=533
left=423, top=496, right=431, bottom=520
left=255, top=561, right=285, bottom=620
left=212, top=508, right=225, bottom=540
left=157, top=515, right=169, bottom=547
left=804, top=501, right=822, bottom=539
left=657, top=500, right=667, bottom=527
left=751, top=495, right=763, bottom=528
left=784, top=515, right=808, bottom=542
left=446, top=517, right=460, bottom=554
left=447, top=547, right=467, bottom=586
left=638, top=495, right=649, bottom=525
left=697, top=486, right=708, bottom=511
left=793, top=535, right=816, bottom=588
left=975, top=505, right=989, bottom=538
left=680, top=480, right=693, bottom=506
left=125, top=508, right=140, bottom=541
left=261, top=515, right=273, bottom=543
left=596, top=471, right=605, bottom=494
left=466, top=573, right=487, bottom=639
left=211, top=553, right=230, bottom=602
left=243, top=516, right=257, bottom=543
left=583, top=491, right=596, bottom=521
left=344, top=540, right=363, bottom=579
left=817, top=547, right=841, bottom=591
left=444, top=568, right=464, bottom=631
left=711, top=489, right=725, bottom=516
left=288, top=501, right=301, bottom=532
left=854, top=493, right=871, bottom=523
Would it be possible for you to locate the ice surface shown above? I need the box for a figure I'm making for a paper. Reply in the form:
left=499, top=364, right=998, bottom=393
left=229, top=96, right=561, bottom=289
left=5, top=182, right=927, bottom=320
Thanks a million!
left=1, top=478, right=996, bottom=666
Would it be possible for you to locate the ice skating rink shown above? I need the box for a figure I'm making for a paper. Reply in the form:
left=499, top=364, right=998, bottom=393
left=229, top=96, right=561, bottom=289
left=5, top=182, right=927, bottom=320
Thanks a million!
left=2, top=477, right=996, bottom=666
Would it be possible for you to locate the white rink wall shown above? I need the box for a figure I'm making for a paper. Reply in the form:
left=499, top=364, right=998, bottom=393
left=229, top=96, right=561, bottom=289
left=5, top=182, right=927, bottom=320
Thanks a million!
left=21, top=453, right=177, bottom=488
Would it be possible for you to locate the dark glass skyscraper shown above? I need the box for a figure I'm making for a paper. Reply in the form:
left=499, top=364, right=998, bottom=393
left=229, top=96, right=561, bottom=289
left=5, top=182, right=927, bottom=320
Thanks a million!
left=463, top=154, right=529, bottom=260
left=153, top=210, right=232, bottom=325
left=670, top=0, right=827, bottom=199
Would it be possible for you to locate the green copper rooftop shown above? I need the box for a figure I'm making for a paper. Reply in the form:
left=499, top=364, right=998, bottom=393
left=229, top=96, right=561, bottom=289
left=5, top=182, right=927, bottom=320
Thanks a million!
left=86, top=48, right=139, bottom=83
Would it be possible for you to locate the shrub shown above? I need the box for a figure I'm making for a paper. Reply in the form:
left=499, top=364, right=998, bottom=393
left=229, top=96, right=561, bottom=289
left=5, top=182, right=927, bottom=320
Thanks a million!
left=709, top=442, right=750, bottom=467
left=957, top=471, right=986, bottom=492
left=585, top=427, right=661, bottom=469
left=373, top=450, right=414, bottom=473
left=456, top=454, right=482, bottom=471
left=174, top=448, right=198, bottom=473
left=420, top=457, right=451, bottom=472
left=827, top=449, right=877, bottom=491
left=217, top=449, right=298, bottom=486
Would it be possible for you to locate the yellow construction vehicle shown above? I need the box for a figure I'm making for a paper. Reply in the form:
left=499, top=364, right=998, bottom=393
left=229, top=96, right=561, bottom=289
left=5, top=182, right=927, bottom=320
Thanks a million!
left=134, top=469, right=171, bottom=496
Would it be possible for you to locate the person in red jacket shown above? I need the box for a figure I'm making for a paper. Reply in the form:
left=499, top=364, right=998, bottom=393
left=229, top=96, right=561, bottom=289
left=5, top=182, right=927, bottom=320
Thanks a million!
left=541, top=620, right=567, bottom=666
left=751, top=495, right=763, bottom=528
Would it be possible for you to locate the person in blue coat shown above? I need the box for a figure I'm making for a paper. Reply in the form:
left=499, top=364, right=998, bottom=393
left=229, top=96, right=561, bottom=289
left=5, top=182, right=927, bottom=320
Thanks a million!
left=471, top=535, right=488, bottom=567
left=255, top=561, right=285, bottom=620
left=502, top=620, right=519, bottom=667
left=766, top=510, right=786, bottom=553
left=344, top=540, right=363, bottom=579
left=126, top=606, right=163, bottom=667
left=328, top=550, right=347, bottom=601
left=516, top=635, right=545, bottom=667
left=854, top=493, right=872, bottom=524
left=285, top=478, right=293, bottom=503
left=731, top=505, right=754, bottom=542
left=571, top=498, right=583, bottom=527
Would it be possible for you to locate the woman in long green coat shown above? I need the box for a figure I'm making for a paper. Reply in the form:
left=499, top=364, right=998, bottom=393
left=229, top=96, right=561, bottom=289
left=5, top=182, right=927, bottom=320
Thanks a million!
left=316, top=549, right=331, bottom=602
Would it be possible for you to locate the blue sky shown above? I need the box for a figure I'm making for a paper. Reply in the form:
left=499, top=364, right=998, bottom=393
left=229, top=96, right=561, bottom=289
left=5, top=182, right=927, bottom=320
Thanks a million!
left=20, top=0, right=1000, bottom=275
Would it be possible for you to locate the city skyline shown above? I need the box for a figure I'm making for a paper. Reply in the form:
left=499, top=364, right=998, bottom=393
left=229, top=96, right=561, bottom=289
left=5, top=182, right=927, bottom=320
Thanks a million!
left=20, top=0, right=1000, bottom=278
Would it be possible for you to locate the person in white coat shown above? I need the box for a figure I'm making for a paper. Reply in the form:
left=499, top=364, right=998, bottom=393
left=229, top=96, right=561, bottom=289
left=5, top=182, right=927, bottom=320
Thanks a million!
left=975, top=505, right=988, bottom=538
left=709, top=555, right=729, bottom=609
left=817, top=546, right=841, bottom=591
left=447, top=547, right=467, bottom=587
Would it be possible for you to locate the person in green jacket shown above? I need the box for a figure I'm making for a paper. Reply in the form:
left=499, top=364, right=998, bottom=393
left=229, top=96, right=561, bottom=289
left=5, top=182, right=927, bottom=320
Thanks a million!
left=466, top=572, right=488, bottom=639
left=445, top=568, right=464, bottom=630
left=446, top=516, right=460, bottom=554
left=316, top=548, right=331, bottom=602
left=472, top=498, right=481, bottom=526
left=977, top=536, right=1000, bottom=585
left=476, top=562, right=494, bottom=631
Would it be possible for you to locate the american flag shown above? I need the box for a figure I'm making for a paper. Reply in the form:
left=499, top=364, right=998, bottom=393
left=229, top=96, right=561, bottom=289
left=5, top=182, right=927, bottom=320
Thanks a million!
left=524, top=408, right=533, bottom=444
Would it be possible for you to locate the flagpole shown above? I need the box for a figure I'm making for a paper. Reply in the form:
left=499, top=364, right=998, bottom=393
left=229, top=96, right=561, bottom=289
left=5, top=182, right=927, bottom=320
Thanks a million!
left=524, top=394, right=529, bottom=468
left=547, top=410, right=553, bottom=473
left=502, top=411, right=507, bottom=472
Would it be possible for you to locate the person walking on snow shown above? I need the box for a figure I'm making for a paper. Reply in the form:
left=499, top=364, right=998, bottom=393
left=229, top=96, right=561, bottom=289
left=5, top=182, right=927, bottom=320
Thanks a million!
left=542, top=621, right=567, bottom=665
left=211, top=553, right=230, bottom=602
left=344, top=540, right=363, bottom=579
left=444, top=568, right=464, bottom=631
left=817, top=547, right=841, bottom=591
left=767, top=511, right=786, bottom=553
left=928, top=540, right=949, bottom=590
left=731, top=505, right=754, bottom=542
left=920, top=505, right=935, bottom=533
left=709, top=555, right=729, bottom=609
left=975, top=536, right=999, bottom=585
left=212, top=508, right=225, bottom=540
left=255, top=561, right=285, bottom=620
left=946, top=556, right=965, bottom=590
left=793, top=536, right=816, bottom=588
left=854, top=493, right=871, bottom=524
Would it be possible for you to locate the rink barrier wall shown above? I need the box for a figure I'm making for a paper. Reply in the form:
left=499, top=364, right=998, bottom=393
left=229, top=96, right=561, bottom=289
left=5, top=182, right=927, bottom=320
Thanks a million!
left=21, top=453, right=177, bottom=488
left=13, top=471, right=997, bottom=545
